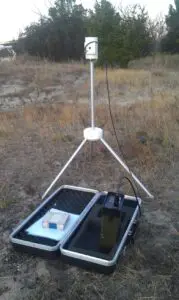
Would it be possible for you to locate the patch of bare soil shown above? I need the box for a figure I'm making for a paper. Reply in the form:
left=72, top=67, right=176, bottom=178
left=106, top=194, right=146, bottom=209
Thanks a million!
left=0, top=72, right=89, bottom=111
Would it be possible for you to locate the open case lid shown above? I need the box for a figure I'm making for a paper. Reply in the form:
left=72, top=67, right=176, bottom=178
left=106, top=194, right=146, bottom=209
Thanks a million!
left=10, top=185, right=99, bottom=254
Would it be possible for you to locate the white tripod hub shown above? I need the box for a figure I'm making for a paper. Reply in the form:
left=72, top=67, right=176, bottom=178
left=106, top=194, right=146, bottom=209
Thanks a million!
left=42, top=37, right=154, bottom=200
left=83, top=128, right=103, bottom=141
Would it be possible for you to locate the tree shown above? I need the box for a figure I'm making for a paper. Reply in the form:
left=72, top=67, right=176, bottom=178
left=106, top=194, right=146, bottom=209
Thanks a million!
left=148, top=14, right=166, bottom=53
left=118, top=5, right=153, bottom=66
left=15, top=0, right=154, bottom=66
left=47, top=0, right=87, bottom=60
left=17, top=0, right=87, bottom=61
left=87, top=0, right=120, bottom=66
left=87, top=2, right=153, bottom=67
left=162, top=0, right=179, bottom=53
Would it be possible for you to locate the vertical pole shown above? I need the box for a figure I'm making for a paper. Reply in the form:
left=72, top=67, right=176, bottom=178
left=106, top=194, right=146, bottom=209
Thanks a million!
left=90, top=60, right=95, bottom=128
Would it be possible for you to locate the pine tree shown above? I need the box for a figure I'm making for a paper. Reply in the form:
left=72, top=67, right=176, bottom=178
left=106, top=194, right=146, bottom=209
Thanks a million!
left=162, top=0, right=179, bottom=53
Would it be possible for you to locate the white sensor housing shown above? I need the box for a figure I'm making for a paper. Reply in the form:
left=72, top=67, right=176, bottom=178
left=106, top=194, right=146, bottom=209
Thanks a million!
left=84, top=127, right=103, bottom=141
left=84, top=37, right=98, bottom=60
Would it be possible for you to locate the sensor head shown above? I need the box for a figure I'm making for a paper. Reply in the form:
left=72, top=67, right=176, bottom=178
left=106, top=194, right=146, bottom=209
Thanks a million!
left=84, top=37, right=98, bottom=60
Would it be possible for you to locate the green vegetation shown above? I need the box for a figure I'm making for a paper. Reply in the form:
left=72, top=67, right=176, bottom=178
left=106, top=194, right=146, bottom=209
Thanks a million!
left=162, top=0, right=179, bottom=53
left=13, top=0, right=179, bottom=67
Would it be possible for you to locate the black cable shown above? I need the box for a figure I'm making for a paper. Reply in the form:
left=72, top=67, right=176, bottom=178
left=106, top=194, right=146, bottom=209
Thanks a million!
left=120, top=176, right=142, bottom=217
left=105, top=63, right=125, bottom=158
left=105, top=62, right=143, bottom=201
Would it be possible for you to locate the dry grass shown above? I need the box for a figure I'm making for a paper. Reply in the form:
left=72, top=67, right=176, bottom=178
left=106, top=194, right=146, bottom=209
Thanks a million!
left=129, top=54, right=179, bottom=70
left=96, top=68, right=150, bottom=86
left=0, top=55, right=87, bottom=87
left=0, top=58, right=179, bottom=188
left=0, top=56, right=179, bottom=300
left=0, top=182, right=13, bottom=209
left=1, top=89, right=178, bottom=168
left=0, top=56, right=178, bottom=194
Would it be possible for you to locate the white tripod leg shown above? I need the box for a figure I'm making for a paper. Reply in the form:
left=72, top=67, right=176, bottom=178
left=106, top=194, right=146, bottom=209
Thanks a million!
left=42, top=139, right=87, bottom=200
left=100, top=138, right=154, bottom=199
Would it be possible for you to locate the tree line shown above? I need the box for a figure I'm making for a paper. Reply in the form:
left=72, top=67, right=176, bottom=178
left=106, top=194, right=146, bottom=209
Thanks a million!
left=14, top=0, right=179, bottom=67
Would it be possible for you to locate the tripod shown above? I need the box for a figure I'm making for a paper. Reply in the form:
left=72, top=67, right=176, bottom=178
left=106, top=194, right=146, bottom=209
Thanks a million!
left=42, top=39, right=154, bottom=200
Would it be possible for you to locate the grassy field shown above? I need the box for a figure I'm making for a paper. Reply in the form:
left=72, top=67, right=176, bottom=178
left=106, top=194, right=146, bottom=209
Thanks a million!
left=0, top=56, right=179, bottom=300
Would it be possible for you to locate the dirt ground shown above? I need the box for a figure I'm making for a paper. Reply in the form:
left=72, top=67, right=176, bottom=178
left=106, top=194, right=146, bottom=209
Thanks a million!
left=0, top=58, right=179, bottom=300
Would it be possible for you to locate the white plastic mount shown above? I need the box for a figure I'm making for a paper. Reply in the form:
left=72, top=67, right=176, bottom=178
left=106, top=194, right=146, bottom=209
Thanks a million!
left=84, top=127, right=103, bottom=141
left=84, top=37, right=98, bottom=60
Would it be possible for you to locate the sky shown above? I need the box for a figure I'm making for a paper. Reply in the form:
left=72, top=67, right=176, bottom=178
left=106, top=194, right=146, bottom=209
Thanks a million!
left=0, top=0, right=174, bottom=43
